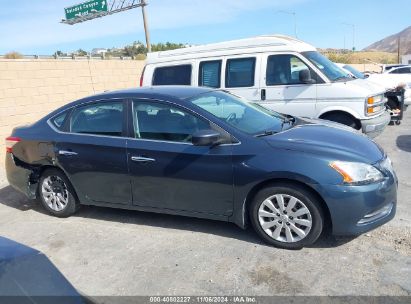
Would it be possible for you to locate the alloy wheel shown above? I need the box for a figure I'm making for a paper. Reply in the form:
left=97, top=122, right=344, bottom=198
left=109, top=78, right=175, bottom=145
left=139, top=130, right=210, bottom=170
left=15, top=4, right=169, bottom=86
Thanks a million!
left=258, top=194, right=312, bottom=243
left=41, top=175, right=69, bottom=211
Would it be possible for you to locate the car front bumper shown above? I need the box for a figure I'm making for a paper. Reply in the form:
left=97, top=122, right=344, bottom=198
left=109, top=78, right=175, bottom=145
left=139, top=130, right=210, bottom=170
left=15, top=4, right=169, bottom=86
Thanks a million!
left=311, top=169, right=397, bottom=236
left=360, top=111, right=391, bottom=138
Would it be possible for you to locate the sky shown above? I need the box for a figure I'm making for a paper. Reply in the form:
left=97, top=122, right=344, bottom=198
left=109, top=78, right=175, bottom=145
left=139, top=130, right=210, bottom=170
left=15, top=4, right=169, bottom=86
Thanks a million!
left=0, top=0, right=410, bottom=55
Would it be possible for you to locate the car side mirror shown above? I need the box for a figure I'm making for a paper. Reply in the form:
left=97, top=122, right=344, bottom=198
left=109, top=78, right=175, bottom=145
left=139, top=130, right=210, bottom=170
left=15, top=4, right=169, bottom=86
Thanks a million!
left=192, top=129, right=221, bottom=146
left=299, top=69, right=316, bottom=84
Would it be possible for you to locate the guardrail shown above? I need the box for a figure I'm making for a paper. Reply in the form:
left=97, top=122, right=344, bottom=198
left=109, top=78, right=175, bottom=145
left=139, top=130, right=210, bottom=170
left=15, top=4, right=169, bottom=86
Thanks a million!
left=0, top=55, right=136, bottom=60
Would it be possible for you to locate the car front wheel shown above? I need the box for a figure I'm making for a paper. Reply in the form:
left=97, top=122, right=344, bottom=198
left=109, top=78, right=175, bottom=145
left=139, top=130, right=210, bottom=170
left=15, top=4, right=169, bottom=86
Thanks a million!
left=250, top=184, right=324, bottom=249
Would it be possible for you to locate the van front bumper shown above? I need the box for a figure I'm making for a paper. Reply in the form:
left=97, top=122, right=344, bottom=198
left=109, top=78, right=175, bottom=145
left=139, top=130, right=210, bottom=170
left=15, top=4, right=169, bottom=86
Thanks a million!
left=361, top=111, right=390, bottom=138
left=311, top=169, right=397, bottom=236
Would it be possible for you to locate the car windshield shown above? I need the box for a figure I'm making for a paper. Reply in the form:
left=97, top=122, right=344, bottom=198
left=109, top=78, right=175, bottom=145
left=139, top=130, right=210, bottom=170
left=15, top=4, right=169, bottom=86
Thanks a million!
left=189, top=91, right=286, bottom=135
left=343, top=64, right=365, bottom=79
left=302, top=51, right=351, bottom=82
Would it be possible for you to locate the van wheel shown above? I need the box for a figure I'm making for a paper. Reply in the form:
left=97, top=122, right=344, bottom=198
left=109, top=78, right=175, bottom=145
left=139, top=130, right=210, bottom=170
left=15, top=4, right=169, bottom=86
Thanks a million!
left=38, top=168, right=79, bottom=217
left=250, top=184, right=324, bottom=249
left=322, top=113, right=359, bottom=129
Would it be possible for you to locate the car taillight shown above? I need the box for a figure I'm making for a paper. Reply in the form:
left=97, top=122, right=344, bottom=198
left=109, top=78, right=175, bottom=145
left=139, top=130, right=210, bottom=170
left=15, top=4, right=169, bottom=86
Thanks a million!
left=5, top=136, right=20, bottom=153
left=139, top=65, right=146, bottom=87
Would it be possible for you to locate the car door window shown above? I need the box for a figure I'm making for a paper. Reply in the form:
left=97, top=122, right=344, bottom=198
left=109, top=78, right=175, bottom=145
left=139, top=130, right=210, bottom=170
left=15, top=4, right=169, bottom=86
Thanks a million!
left=152, top=64, right=192, bottom=85
left=199, top=60, right=221, bottom=88
left=225, top=57, right=256, bottom=87
left=132, top=101, right=210, bottom=142
left=266, top=54, right=314, bottom=85
left=70, top=101, right=124, bottom=137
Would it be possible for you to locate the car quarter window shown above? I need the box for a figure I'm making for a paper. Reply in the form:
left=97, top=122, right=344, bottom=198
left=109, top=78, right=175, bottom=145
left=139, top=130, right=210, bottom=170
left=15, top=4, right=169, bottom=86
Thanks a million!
left=70, top=101, right=124, bottom=137
left=132, top=100, right=210, bottom=143
left=266, top=54, right=314, bottom=86
left=51, top=111, right=68, bottom=130
left=152, top=64, right=192, bottom=85
left=225, top=57, right=256, bottom=88
left=199, top=60, right=222, bottom=88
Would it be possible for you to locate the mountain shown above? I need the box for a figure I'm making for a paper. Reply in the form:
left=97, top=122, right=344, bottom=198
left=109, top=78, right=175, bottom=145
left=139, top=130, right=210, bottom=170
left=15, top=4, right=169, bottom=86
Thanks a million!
left=363, top=26, right=411, bottom=54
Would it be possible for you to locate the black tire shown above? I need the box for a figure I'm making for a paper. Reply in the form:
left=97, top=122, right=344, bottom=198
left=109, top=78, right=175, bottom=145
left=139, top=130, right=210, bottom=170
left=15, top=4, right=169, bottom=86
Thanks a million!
left=250, top=183, right=324, bottom=249
left=38, top=168, right=79, bottom=217
left=323, top=112, right=359, bottom=129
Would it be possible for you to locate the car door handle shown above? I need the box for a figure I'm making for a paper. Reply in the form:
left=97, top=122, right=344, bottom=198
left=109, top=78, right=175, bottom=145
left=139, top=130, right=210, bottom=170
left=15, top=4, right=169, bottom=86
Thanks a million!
left=131, top=156, right=155, bottom=162
left=58, top=150, right=78, bottom=156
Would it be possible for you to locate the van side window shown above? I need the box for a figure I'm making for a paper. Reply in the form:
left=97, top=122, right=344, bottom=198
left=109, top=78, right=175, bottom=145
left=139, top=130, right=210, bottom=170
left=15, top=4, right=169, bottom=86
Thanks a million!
left=266, top=55, right=315, bottom=86
left=152, top=65, right=192, bottom=85
left=226, top=57, right=256, bottom=88
left=199, top=60, right=221, bottom=88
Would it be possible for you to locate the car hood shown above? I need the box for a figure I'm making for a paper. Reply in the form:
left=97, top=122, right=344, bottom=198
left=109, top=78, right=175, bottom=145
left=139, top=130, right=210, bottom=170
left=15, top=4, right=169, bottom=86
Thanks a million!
left=264, top=118, right=384, bottom=164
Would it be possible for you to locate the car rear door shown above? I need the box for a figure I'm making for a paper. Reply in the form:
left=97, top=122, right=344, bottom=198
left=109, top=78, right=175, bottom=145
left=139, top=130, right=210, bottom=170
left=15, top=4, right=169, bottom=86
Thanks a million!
left=55, top=99, right=131, bottom=205
left=126, top=99, right=234, bottom=216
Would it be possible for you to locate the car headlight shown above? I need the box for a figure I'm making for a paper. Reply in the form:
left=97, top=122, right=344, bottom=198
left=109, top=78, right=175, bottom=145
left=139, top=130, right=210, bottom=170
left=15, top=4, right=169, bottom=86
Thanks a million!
left=330, top=161, right=384, bottom=185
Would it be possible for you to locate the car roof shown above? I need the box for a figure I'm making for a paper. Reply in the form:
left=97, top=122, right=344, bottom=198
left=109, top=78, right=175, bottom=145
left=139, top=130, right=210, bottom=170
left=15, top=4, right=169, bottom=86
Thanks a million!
left=44, top=86, right=216, bottom=119
left=87, top=86, right=214, bottom=100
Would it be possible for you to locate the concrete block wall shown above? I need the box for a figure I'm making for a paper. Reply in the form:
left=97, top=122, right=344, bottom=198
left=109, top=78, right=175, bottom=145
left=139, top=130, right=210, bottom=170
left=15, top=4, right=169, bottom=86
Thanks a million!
left=0, top=59, right=145, bottom=166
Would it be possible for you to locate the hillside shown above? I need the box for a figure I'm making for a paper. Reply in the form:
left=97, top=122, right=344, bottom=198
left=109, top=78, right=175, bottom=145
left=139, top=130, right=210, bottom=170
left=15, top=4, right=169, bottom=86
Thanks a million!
left=364, top=26, right=411, bottom=54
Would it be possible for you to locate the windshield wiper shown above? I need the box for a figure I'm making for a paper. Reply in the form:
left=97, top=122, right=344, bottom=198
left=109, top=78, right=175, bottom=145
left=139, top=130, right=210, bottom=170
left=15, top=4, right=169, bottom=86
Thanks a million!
left=281, top=116, right=295, bottom=129
left=333, top=76, right=350, bottom=82
left=255, top=130, right=277, bottom=137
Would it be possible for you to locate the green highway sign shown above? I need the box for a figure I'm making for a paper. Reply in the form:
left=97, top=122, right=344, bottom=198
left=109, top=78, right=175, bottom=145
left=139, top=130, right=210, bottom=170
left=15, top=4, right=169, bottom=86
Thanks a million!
left=64, top=0, right=108, bottom=21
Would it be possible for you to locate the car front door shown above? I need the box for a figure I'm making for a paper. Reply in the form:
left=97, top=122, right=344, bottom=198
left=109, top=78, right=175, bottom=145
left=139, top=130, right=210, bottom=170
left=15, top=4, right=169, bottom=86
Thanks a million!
left=127, top=99, right=234, bottom=216
left=259, top=53, right=319, bottom=117
left=56, top=99, right=131, bottom=205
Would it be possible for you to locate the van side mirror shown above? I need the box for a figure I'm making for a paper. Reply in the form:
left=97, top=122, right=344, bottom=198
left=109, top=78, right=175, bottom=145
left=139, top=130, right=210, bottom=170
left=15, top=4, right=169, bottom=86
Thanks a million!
left=299, top=69, right=316, bottom=84
left=192, top=129, right=221, bottom=146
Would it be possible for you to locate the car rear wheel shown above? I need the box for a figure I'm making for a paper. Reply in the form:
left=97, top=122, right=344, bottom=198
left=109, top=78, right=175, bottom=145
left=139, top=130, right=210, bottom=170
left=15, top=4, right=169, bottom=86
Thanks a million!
left=250, top=184, right=324, bottom=249
left=39, top=168, right=79, bottom=217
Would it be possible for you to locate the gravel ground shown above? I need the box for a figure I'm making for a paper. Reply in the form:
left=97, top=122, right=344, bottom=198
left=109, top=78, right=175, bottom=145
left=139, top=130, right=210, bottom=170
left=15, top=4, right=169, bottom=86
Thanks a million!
left=0, top=110, right=410, bottom=297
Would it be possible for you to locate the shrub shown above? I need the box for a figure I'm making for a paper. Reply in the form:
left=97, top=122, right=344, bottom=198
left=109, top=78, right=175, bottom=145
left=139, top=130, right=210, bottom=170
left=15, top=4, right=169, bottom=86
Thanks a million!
left=4, top=51, right=23, bottom=59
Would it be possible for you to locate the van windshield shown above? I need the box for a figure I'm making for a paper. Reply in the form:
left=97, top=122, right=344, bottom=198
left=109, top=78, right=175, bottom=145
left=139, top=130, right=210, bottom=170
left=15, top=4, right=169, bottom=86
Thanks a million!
left=189, top=91, right=288, bottom=136
left=302, top=51, right=352, bottom=82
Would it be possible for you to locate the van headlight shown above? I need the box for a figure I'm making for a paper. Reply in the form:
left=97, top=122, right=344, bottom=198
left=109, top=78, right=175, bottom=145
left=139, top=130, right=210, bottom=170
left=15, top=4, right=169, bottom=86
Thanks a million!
left=330, top=161, right=384, bottom=185
left=365, top=94, right=386, bottom=116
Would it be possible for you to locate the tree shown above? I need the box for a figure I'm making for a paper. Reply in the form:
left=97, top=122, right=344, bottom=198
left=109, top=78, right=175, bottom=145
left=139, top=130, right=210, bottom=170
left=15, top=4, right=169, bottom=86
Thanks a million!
left=76, top=49, right=87, bottom=56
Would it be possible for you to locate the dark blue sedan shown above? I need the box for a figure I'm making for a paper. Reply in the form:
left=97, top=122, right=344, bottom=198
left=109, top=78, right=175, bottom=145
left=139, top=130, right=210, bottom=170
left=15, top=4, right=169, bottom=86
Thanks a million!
left=5, top=86, right=397, bottom=249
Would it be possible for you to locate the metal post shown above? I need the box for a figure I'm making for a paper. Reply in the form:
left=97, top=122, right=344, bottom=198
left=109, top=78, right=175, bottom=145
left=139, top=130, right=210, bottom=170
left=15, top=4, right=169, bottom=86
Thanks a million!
left=341, top=23, right=355, bottom=51
left=141, top=0, right=151, bottom=53
left=292, top=12, right=297, bottom=38
left=277, top=10, right=297, bottom=38
left=352, top=24, right=355, bottom=51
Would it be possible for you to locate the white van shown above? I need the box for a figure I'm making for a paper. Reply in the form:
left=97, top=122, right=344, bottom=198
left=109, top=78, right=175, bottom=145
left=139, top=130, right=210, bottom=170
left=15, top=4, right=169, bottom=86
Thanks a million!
left=141, top=35, right=390, bottom=137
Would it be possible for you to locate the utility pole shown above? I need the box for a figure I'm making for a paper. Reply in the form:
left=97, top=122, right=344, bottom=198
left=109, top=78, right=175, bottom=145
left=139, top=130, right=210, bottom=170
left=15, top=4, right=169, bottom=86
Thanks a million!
left=342, top=22, right=355, bottom=51
left=141, top=0, right=151, bottom=52
left=278, top=10, right=297, bottom=38
left=397, top=35, right=401, bottom=64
